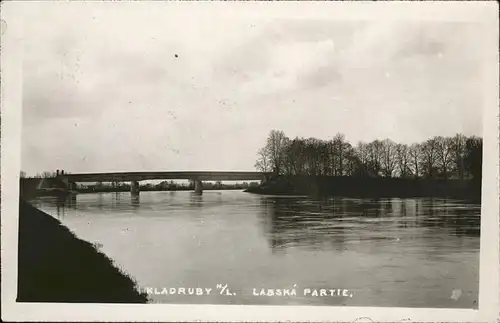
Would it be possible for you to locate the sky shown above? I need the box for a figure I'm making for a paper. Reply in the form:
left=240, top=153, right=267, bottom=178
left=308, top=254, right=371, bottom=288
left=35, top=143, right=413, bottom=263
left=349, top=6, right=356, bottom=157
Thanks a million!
left=20, top=3, right=486, bottom=176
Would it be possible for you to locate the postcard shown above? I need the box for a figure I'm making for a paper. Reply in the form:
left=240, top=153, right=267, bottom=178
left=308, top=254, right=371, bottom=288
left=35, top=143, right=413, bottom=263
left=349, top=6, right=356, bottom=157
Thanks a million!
left=1, top=1, right=499, bottom=322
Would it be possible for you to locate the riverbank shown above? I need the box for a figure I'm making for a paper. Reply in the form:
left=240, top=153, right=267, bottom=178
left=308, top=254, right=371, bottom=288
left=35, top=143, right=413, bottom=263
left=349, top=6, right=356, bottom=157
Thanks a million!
left=245, top=176, right=481, bottom=201
left=17, top=199, right=148, bottom=303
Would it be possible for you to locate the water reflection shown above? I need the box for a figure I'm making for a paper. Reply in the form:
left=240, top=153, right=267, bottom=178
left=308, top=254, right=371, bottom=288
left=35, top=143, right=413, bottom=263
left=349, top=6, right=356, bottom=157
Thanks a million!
left=36, top=194, right=77, bottom=219
left=131, top=194, right=140, bottom=208
left=257, top=196, right=480, bottom=252
left=30, top=194, right=481, bottom=243
left=189, top=192, right=204, bottom=207
left=258, top=197, right=348, bottom=251
left=97, top=193, right=105, bottom=210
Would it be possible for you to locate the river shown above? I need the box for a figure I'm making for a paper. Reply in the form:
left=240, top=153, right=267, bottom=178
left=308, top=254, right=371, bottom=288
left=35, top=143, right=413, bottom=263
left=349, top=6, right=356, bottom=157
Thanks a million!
left=30, top=190, right=480, bottom=308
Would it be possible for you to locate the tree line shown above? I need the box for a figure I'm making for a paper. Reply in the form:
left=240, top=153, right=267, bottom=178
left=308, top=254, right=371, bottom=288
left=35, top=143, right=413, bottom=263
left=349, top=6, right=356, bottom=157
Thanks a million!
left=255, top=130, right=482, bottom=180
left=21, top=171, right=71, bottom=179
left=80, top=180, right=259, bottom=191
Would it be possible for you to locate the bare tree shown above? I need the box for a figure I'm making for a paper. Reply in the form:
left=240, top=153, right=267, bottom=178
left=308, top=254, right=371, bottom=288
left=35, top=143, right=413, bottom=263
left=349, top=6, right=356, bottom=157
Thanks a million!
left=343, top=146, right=360, bottom=176
left=464, top=136, right=483, bottom=180
left=367, top=140, right=383, bottom=177
left=281, top=140, right=294, bottom=175
left=316, top=140, right=329, bottom=176
left=408, top=143, right=422, bottom=178
left=266, top=130, right=289, bottom=175
left=284, top=137, right=306, bottom=175
left=435, top=136, right=454, bottom=179
left=327, top=139, right=336, bottom=176
left=395, top=143, right=411, bottom=178
left=303, top=138, right=321, bottom=176
left=420, top=138, right=439, bottom=178
left=451, top=133, right=467, bottom=179
left=354, top=142, right=370, bottom=177
left=380, top=139, right=397, bottom=177
left=331, top=134, right=342, bottom=176
left=254, top=147, right=271, bottom=172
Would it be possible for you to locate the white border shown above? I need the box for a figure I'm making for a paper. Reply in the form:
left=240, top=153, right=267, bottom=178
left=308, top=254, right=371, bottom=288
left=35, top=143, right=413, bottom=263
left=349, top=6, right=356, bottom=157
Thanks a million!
left=2, top=1, right=499, bottom=322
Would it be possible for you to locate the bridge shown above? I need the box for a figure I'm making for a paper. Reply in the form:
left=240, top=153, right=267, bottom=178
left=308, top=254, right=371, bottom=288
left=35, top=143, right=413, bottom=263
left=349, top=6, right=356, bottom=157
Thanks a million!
left=56, top=170, right=272, bottom=194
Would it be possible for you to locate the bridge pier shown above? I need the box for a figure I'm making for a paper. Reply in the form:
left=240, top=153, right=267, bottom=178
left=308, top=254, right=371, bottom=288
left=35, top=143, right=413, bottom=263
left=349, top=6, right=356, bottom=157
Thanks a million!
left=59, top=176, right=76, bottom=193
left=194, top=179, right=203, bottom=194
left=131, top=180, right=140, bottom=195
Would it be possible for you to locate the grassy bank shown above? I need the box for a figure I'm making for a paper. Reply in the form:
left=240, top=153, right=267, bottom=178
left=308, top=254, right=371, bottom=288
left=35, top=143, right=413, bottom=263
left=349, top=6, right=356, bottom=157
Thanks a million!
left=17, top=199, right=148, bottom=303
left=245, top=176, right=481, bottom=201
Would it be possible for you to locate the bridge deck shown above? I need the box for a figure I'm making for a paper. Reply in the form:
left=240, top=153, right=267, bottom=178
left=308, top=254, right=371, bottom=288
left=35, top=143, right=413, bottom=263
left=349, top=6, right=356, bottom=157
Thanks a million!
left=61, top=171, right=271, bottom=182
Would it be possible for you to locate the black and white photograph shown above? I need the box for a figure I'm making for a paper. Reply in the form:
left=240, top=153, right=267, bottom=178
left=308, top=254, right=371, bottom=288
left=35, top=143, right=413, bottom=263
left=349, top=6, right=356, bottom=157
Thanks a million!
left=1, top=1, right=499, bottom=322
